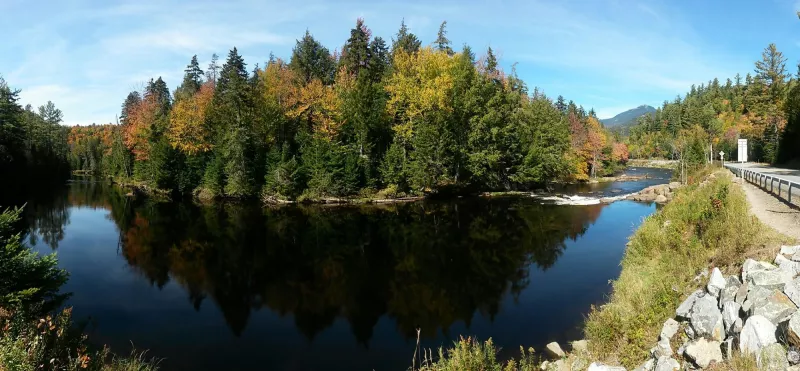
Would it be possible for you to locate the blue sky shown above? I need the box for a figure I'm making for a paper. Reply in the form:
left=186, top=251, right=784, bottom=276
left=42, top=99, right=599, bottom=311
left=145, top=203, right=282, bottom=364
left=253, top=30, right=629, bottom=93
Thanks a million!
left=1, top=0, right=799, bottom=126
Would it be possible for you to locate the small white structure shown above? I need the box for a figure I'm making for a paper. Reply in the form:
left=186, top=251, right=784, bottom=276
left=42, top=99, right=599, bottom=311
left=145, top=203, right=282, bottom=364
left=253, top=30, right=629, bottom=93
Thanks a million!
left=737, top=139, right=748, bottom=163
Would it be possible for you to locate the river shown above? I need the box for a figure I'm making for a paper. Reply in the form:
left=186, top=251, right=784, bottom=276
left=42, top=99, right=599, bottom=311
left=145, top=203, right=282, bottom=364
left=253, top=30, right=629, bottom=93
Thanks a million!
left=12, top=168, right=671, bottom=371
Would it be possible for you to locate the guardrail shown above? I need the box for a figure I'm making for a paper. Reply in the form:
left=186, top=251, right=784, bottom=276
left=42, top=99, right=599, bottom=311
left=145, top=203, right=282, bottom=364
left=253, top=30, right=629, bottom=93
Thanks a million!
left=724, top=164, right=797, bottom=205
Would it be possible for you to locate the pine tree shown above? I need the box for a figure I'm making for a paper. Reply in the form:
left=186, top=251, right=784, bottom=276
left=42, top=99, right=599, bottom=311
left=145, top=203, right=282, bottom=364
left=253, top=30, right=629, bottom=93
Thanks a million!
left=340, top=18, right=371, bottom=76
left=434, top=21, right=454, bottom=56
left=391, top=19, right=421, bottom=56
left=755, top=43, right=788, bottom=102
left=555, top=95, right=567, bottom=114
left=207, top=53, right=220, bottom=86
left=290, top=30, right=335, bottom=84
left=177, top=55, right=204, bottom=99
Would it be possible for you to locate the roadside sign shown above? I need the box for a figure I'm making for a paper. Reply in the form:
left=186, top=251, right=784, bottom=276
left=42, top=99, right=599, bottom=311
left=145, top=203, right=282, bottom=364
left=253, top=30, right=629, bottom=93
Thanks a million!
left=737, top=139, right=748, bottom=163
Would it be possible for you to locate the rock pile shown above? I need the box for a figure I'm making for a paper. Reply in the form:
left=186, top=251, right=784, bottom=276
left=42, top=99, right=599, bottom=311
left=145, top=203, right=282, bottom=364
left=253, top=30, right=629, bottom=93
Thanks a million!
left=625, top=182, right=682, bottom=204
left=540, top=244, right=800, bottom=371
left=629, top=244, right=800, bottom=370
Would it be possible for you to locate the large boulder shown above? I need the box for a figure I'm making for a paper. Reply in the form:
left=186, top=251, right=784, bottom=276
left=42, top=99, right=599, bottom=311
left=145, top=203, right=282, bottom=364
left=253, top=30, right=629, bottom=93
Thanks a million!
left=676, top=290, right=704, bottom=319
left=689, top=295, right=724, bottom=340
left=707, top=267, right=726, bottom=297
left=653, top=356, right=680, bottom=371
left=570, top=339, right=589, bottom=354
left=749, top=290, right=797, bottom=325
left=743, top=286, right=776, bottom=313
left=740, top=315, right=778, bottom=355
left=742, top=259, right=778, bottom=282
left=757, top=343, right=789, bottom=371
left=668, top=182, right=681, bottom=191
left=654, top=195, right=667, bottom=203
left=735, top=282, right=749, bottom=304
left=684, top=338, right=723, bottom=368
left=722, top=301, right=742, bottom=335
left=747, top=269, right=792, bottom=291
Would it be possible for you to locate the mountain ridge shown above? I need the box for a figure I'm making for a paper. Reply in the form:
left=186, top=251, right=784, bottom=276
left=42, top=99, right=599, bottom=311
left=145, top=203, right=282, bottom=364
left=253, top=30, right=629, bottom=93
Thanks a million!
left=601, top=105, right=656, bottom=127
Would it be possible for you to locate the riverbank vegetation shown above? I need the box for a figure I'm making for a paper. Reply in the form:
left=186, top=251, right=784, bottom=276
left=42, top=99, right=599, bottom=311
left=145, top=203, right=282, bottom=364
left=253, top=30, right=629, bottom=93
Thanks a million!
left=63, top=20, right=630, bottom=201
left=0, top=206, right=159, bottom=370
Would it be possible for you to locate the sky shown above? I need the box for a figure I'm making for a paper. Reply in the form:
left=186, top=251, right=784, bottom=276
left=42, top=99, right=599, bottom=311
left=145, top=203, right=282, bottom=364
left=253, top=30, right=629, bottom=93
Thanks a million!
left=1, top=0, right=800, bottom=126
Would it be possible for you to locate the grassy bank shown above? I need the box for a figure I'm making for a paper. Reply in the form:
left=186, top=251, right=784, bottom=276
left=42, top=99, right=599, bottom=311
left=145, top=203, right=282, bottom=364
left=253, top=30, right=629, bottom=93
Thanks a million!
left=584, top=169, right=792, bottom=367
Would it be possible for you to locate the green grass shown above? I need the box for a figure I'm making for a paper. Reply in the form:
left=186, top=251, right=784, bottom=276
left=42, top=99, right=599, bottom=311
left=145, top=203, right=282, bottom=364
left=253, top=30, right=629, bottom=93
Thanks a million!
left=411, top=337, right=539, bottom=371
left=583, top=170, right=792, bottom=367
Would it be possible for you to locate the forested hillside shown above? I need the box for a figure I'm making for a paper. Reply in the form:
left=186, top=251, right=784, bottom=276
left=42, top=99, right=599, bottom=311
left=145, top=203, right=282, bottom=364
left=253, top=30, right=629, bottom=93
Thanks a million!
left=601, top=105, right=656, bottom=127
left=66, top=20, right=629, bottom=200
left=627, top=43, right=800, bottom=167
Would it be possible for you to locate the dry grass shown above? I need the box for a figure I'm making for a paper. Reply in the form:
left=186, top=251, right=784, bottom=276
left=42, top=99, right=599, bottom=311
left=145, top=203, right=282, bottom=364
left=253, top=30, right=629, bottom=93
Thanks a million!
left=583, top=170, right=793, bottom=368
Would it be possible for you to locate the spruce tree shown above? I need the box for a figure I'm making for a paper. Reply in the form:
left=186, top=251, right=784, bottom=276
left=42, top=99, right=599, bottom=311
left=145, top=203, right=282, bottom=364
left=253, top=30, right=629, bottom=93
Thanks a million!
left=434, top=21, right=454, bottom=56
left=340, top=18, right=371, bottom=76
left=391, top=19, right=421, bottom=56
left=289, top=30, right=335, bottom=84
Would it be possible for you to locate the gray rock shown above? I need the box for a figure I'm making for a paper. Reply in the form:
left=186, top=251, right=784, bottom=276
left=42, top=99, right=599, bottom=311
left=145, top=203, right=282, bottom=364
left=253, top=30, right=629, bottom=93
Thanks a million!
left=750, top=290, right=797, bottom=325
left=740, top=315, right=778, bottom=355
left=676, top=290, right=704, bottom=319
left=632, top=359, right=654, bottom=371
left=776, top=254, right=800, bottom=276
left=788, top=310, right=800, bottom=347
left=722, top=301, right=742, bottom=335
left=570, top=339, right=589, bottom=354
left=544, top=341, right=565, bottom=358
left=782, top=245, right=800, bottom=256
left=689, top=295, right=724, bottom=341
left=743, top=286, right=774, bottom=313
left=734, top=317, right=744, bottom=333
left=789, top=346, right=800, bottom=365
left=654, top=195, right=667, bottom=203
left=735, top=282, right=749, bottom=304
left=660, top=318, right=681, bottom=341
left=653, top=356, right=680, bottom=371
left=793, top=251, right=800, bottom=263
left=719, top=286, right=738, bottom=308
left=684, top=325, right=696, bottom=339
left=707, top=267, right=726, bottom=297
left=668, top=182, right=681, bottom=190
left=650, top=339, right=673, bottom=358
left=587, top=362, right=626, bottom=371
left=742, top=259, right=778, bottom=281
left=757, top=343, right=789, bottom=371
left=684, top=338, right=723, bottom=368
left=786, top=277, right=800, bottom=307
left=747, top=269, right=792, bottom=291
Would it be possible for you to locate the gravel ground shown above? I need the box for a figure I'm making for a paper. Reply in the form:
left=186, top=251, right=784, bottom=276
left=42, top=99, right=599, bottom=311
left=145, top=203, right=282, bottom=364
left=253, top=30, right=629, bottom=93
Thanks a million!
left=736, top=177, right=800, bottom=242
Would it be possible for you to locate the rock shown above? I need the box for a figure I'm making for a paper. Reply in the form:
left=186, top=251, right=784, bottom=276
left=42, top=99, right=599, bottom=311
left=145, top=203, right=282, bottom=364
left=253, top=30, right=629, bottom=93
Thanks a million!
left=789, top=346, right=800, bottom=365
left=689, top=295, right=724, bottom=340
left=638, top=193, right=656, bottom=202
left=654, top=195, right=667, bottom=203
left=668, top=182, right=681, bottom=190
left=793, top=251, right=800, bottom=263
left=633, top=359, right=654, bottom=371
left=544, top=341, right=565, bottom=358
left=707, top=267, right=726, bottom=297
left=600, top=197, right=614, bottom=204
left=684, top=338, right=723, bottom=368
left=783, top=245, right=800, bottom=256
left=676, top=290, right=704, bottom=319
left=747, top=269, right=792, bottom=291
left=719, top=286, right=738, bottom=308
left=790, top=366, right=800, bottom=371
left=684, top=325, right=696, bottom=339
left=776, top=254, right=800, bottom=276
left=722, top=301, right=742, bottom=335
left=750, top=290, right=797, bottom=325
left=539, top=360, right=549, bottom=370
left=587, top=362, right=626, bottom=371
left=757, top=343, right=789, bottom=371
left=659, top=318, right=680, bottom=341
left=742, top=259, right=777, bottom=282
left=734, top=317, right=744, bottom=333
left=788, top=310, right=800, bottom=346
left=570, top=339, right=588, bottom=354
left=651, top=339, right=672, bottom=358
left=735, top=282, right=749, bottom=304
left=653, top=356, right=680, bottom=371
left=786, top=278, right=800, bottom=307
left=740, top=315, right=778, bottom=355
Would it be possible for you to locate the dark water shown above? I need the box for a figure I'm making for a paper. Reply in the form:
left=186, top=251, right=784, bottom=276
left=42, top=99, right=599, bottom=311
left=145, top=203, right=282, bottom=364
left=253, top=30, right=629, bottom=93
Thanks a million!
left=14, top=168, right=670, bottom=371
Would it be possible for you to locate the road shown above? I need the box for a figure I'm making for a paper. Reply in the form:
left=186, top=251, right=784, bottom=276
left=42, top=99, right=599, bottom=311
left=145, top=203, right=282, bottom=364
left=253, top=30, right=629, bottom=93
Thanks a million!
left=725, top=162, right=800, bottom=184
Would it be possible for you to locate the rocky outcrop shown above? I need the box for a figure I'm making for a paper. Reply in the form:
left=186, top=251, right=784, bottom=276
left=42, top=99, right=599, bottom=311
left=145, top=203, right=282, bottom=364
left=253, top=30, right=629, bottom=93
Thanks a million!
left=626, top=182, right=682, bottom=203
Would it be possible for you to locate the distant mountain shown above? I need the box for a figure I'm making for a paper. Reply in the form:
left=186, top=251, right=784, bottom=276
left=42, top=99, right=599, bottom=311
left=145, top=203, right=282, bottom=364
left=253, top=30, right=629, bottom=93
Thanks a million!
left=601, top=105, right=656, bottom=127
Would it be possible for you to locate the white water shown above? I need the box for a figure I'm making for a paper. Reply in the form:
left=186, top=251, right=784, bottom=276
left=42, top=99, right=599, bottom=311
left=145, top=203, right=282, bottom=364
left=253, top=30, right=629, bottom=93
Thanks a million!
left=534, top=192, right=637, bottom=206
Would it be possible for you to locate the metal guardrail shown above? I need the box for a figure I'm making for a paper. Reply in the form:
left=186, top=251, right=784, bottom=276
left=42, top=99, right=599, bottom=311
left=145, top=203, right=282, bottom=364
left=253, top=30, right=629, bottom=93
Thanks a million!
left=725, top=164, right=797, bottom=204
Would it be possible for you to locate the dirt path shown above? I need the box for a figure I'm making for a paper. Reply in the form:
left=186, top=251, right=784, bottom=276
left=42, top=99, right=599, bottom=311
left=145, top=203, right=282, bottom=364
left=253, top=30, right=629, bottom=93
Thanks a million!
left=735, top=177, right=800, bottom=242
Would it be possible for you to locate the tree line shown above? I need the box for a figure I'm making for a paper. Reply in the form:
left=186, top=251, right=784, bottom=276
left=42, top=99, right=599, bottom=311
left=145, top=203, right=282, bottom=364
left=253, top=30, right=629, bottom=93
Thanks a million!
left=627, top=42, right=800, bottom=168
left=67, top=19, right=628, bottom=200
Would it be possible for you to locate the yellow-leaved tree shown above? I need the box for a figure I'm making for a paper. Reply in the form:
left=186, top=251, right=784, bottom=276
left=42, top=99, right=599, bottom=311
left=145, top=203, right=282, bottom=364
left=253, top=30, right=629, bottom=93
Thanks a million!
left=167, top=82, right=214, bottom=155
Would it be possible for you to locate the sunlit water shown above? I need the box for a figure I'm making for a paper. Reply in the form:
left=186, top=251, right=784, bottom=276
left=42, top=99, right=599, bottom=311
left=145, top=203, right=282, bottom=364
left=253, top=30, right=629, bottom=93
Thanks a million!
left=14, top=168, right=670, bottom=370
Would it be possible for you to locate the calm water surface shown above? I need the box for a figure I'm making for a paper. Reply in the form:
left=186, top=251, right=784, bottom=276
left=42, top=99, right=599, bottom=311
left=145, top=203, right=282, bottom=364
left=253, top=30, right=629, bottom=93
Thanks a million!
left=15, top=168, right=670, bottom=371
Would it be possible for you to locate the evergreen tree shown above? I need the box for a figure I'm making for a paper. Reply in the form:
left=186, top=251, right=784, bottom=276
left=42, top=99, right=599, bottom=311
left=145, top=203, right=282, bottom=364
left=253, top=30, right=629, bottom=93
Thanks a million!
left=434, top=21, right=454, bottom=56
left=290, top=30, right=335, bottom=84
left=177, top=55, right=204, bottom=99
left=340, top=18, right=371, bottom=76
left=207, top=53, right=221, bottom=86
left=755, top=43, right=788, bottom=102
left=391, top=19, right=421, bottom=56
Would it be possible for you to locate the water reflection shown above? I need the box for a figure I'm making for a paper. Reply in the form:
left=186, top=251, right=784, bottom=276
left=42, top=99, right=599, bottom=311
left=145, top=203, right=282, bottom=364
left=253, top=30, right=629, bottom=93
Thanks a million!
left=19, top=178, right=658, bottom=370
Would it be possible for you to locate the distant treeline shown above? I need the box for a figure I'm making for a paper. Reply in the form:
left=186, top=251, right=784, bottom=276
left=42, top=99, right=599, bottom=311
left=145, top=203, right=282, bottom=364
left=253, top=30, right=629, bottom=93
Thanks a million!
left=628, top=43, right=800, bottom=167
left=67, top=19, right=629, bottom=200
